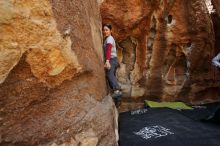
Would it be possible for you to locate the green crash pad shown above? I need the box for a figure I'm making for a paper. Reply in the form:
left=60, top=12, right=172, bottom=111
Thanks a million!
left=145, top=100, right=193, bottom=110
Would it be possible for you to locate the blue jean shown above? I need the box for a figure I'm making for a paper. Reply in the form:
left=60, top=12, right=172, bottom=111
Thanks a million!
left=106, top=57, right=120, bottom=91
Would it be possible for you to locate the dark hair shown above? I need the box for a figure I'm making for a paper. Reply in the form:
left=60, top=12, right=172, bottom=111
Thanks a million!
left=103, top=23, right=112, bottom=30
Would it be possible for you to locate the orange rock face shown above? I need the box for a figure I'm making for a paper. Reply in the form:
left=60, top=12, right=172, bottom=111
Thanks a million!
left=101, top=0, right=220, bottom=103
left=0, top=0, right=117, bottom=145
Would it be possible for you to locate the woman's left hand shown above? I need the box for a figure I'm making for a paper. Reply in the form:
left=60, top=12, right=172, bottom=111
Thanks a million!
left=104, top=60, right=111, bottom=70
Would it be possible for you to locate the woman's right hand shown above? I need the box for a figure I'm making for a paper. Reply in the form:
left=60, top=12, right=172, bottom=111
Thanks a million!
left=104, top=60, right=111, bottom=70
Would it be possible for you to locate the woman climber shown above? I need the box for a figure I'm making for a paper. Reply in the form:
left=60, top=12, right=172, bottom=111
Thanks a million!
left=103, top=24, right=122, bottom=99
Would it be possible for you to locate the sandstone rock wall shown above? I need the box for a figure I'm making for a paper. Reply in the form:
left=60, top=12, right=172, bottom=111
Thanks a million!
left=101, top=0, right=220, bottom=103
left=212, top=0, right=220, bottom=54
left=212, top=0, right=220, bottom=15
left=0, top=0, right=116, bottom=145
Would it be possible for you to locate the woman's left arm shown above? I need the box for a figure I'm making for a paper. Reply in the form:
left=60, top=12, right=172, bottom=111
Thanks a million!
left=104, top=43, right=112, bottom=69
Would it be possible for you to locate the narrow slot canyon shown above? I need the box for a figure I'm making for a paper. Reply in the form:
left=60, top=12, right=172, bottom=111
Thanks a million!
left=0, top=0, right=220, bottom=146
left=101, top=0, right=220, bottom=111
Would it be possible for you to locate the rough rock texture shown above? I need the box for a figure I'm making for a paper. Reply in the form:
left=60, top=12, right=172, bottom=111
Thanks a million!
left=212, top=0, right=220, bottom=15
left=101, top=0, right=220, bottom=104
left=0, top=0, right=117, bottom=146
left=212, top=0, right=220, bottom=54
